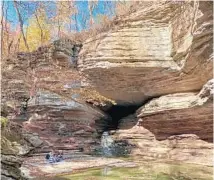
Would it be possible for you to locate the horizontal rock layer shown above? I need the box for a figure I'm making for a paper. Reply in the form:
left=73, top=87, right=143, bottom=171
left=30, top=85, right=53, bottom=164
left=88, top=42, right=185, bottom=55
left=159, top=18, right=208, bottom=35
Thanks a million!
left=2, top=39, right=109, bottom=156
left=78, top=1, right=213, bottom=104
left=137, top=79, right=213, bottom=142
left=112, top=80, right=213, bottom=165
left=1, top=135, right=27, bottom=180
left=1, top=39, right=82, bottom=109
left=21, top=91, right=107, bottom=152
left=113, top=127, right=212, bottom=166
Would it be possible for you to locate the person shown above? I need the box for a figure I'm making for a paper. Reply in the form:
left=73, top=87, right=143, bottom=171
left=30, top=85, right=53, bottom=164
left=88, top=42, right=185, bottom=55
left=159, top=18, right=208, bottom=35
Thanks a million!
left=45, top=151, right=55, bottom=163
left=45, top=149, right=64, bottom=163
left=58, top=150, right=64, bottom=161
left=45, top=153, right=50, bottom=160
left=55, top=150, right=64, bottom=162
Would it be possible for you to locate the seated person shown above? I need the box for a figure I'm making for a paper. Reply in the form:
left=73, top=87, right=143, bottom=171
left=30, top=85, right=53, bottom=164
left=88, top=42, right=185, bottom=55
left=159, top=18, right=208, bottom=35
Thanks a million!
left=58, top=150, right=64, bottom=159
left=55, top=150, right=64, bottom=162
left=46, top=150, right=64, bottom=163
left=45, top=151, right=56, bottom=163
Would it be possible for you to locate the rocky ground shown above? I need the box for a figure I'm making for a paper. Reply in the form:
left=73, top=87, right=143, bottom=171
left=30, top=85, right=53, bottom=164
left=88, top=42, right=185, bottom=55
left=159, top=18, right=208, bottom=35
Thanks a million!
left=20, top=152, right=212, bottom=180
left=21, top=151, right=137, bottom=179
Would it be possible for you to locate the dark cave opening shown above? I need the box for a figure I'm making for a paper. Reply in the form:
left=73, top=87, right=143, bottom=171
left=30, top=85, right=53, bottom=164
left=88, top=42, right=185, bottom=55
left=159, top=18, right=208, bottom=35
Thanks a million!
left=93, top=97, right=156, bottom=135
left=102, top=104, right=142, bottom=132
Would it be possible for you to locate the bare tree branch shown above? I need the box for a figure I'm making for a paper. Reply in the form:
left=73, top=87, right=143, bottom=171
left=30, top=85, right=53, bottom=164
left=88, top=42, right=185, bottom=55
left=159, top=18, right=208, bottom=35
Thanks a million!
left=13, top=0, right=29, bottom=51
left=1, top=1, right=5, bottom=57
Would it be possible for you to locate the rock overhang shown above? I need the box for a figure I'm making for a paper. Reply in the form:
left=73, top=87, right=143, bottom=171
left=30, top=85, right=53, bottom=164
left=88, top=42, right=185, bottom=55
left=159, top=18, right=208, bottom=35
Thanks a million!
left=78, top=1, right=213, bottom=104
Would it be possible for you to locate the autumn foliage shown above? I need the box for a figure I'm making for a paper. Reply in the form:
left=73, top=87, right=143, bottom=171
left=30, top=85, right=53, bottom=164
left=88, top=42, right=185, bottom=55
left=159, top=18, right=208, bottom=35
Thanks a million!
left=1, top=1, right=148, bottom=57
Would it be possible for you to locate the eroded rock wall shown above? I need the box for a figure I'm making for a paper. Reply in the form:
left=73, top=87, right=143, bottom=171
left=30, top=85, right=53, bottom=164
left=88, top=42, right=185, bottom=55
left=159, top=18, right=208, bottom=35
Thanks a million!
left=1, top=123, right=31, bottom=180
left=112, top=80, right=213, bottom=165
left=1, top=1, right=213, bottom=167
left=137, top=79, right=213, bottom=142
left=78, top=1, right=213, bottom=104
left=78, top=1, right=213, bottom=165
left=1, top=39, right=106, bottom=153
left=24, top=91, right=106, bottom=152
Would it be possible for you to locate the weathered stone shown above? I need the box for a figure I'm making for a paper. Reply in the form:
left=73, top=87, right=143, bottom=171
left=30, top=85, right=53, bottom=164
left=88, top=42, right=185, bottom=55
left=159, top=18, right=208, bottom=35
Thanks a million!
left=118, top=114, right=137, bottom=130
left=1, top=1, right=213, bottom=171
left=12, top=142, right=33, bottom=156
left=137, top=79, right=213, bottom=142
left=78, top=1, right=213, bottom=104
left=113, top=80, right=213, bottom=165
left=1, top=154, right=22, bottom=167
left=113, top=126, right=212, bottom=166
left=23, top=90, right=107, bottom=152
left=22, top=133, right=43, bottom=148
left=1, top=38, right=105, bottom=153
left=1, top=137, right=27, bottom=180
left=1, top=39, right=82, bottom=114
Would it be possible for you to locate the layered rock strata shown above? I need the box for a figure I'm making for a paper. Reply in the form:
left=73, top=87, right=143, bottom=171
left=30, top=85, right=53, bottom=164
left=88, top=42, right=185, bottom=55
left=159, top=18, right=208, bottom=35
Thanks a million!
left=2, top=38, right=82, bottom=108
left=137, top=80, right=213, bottom=142
left=24, top=91, right=106, bottom=152
left=78, top=1, right=213, bottom=104
left=77, top=1, right=213, bottom=165
left=1, top=39, right=106, bottom=153
left=1, top=130, right=27, bottom=180
left=1, top=0, right=213, bottom=169
left=112, top=80, right=213, bottom=165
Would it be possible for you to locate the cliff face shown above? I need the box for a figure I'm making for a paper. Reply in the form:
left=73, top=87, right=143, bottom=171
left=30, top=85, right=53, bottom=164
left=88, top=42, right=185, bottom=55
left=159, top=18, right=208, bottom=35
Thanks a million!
left=25, top=91, right=106, bottom=152
left=78, top=1, right=213, bottom=165
left=78, top=1, right=212, bottom=104
left=1, top=39, right=107, bottom=152
left=1, top=1, right=213, bottom=167
left=113, top=80, right=212, bottom=165
left=137, top=79, right=213, bottom=143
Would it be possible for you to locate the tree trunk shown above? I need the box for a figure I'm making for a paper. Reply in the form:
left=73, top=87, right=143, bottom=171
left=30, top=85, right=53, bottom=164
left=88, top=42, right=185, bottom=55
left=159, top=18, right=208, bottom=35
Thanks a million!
left=13, top=0, right=29, bottom=51
left=58, top=19, right=61, bottom=38
left=35, top=13, right=44, bottom=45
left=8, top=39, right=14, bottom=55
left=1, top=1, right=4, bottom=57
left=15, top=35, right=21, bottom=53
left=5, top=3, right=10, bottom=56
left=74, top=13, right=78, bottom=32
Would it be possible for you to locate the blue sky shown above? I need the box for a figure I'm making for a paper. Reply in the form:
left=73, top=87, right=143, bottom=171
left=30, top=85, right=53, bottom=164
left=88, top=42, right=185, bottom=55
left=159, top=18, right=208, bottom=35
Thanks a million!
left=3, top=1, right=116, bottom=32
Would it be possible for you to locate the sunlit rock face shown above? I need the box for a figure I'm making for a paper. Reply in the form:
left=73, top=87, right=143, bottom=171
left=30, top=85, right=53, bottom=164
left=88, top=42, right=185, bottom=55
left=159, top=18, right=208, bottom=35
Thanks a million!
left=78, top=1, right=213, bottom=104
left=112, top=80, right=213, bottom=165
left=137, top=79, right=213, bottom=142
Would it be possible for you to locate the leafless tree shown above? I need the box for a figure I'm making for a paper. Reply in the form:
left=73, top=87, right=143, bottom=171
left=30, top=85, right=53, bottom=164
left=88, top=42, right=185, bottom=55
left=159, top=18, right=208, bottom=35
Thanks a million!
left=1, top=1, right=5, bottom=57
left=13, top=0, right=29, bottom=51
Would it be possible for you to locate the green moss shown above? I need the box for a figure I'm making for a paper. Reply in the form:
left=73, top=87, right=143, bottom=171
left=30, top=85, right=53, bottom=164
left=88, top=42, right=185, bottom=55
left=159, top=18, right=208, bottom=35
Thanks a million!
left=1, top=116, right=8, bottom=128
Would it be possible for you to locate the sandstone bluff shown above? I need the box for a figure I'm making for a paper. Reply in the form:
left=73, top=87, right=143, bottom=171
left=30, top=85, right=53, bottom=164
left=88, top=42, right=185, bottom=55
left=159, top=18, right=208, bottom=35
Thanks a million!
left=1, top=1, right=213, bottom=179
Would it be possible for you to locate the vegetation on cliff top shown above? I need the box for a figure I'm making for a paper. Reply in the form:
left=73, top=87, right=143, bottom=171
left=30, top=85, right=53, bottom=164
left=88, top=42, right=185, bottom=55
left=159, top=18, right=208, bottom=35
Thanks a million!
left=1, top=1, right=155, bottom=56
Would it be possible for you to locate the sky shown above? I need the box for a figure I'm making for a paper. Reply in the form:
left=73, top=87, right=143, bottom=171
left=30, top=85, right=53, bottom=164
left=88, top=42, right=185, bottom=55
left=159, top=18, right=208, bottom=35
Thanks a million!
left=3, top=1, right=116, bottom=32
